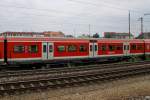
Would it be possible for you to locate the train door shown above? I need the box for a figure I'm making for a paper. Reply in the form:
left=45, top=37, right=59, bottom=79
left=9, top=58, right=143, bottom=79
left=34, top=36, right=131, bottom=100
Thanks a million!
left=42, top=42, right=48, bottom=60
left=48, top=43, right=54, bottom=59
left=123, top=42, right=130, bottom=56
left=42, top=42, right=54, bottom=60
left=89, top=43, right=93, bottom=57
left=94, top=43, right=98, bottom=57
left=89, top=43, right=98, bottom=57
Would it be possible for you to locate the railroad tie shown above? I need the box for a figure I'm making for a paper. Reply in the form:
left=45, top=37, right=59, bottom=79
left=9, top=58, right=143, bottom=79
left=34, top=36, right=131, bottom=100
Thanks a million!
left=78, top=78, right=85, bottom=82
left=20, top=84, right=25, bottom=88
left=55, top=80, right=62, bottom=84
left=64, top=79, right=70, bottom=83
left=71, top=79, right=78, bottom=82
left=30, top=83, right=35, bottom=87
left=90, top=76, right=99, bottom=80
left=85, top=77, right=92, bottom=80
left=47, top=81, right=54, bottom=86
left=10, top=85, right=15, bottom=89
left=0, top=86, right=4, bottom=90
left=39, top=82, right=44, bottom=86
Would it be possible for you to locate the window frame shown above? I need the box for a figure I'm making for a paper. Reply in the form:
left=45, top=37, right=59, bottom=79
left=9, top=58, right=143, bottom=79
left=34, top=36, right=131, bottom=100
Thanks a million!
left=116, top=46, right=123, bottom=50
left=28, top=45, right=38, bottom=53
left=109, top=45, right=115, bottom=51
left=102, top=45, right=106, bottom=51
left=131, top=44, right=136, bottom=50
left=79, top=45, right=87, bottom=52
left=14, top=45, right=25, bottom=53
left=67, top=45, right=77, bottom=52
left=57, top=45, right=65, bottom=52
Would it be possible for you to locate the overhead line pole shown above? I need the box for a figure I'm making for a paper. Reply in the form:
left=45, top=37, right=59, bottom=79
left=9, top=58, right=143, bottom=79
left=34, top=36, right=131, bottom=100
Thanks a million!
left=140, top=17, right=143, bottom=37
left=128, top=11, right=131, bottom=39
left=143, top=13, right=150, bottom=39
left=89, top=24, right=91, bottom=38
left=138, top=17, right=144, bottom=38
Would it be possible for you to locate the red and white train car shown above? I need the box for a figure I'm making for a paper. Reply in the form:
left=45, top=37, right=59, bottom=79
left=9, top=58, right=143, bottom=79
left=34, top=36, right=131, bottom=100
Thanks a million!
left=0, top=37, right=149, bottom=65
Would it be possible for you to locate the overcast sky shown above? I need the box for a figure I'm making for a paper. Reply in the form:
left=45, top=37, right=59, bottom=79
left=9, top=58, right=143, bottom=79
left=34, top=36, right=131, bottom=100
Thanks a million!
left=0, top=0, right=150, bottom=37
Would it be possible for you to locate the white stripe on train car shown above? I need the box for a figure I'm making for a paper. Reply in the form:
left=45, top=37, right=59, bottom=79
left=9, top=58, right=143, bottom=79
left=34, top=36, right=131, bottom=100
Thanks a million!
left=8, top=58, right=42, bottom=61
left=2, top=52, right=149, bottom=62
left=145, top=52, right=150, bottom=55
left=129, top=53, right=144, bottom=55
left=53, top=56, right=89, bottom=59
left=96, top=54, right=124, bottom=57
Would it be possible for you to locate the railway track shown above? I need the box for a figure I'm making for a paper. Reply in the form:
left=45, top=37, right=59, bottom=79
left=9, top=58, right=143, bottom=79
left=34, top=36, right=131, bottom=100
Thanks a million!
left=0, top=61, right=150, bottom=95
left=0, top=61, right=149, bottom=79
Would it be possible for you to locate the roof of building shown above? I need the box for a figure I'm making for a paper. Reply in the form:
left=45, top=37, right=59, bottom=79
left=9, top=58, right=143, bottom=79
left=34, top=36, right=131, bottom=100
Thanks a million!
left=43, top=31, right=64, bottom=35
left=104, top=32, right=133, bottom=37
left=1, top=32, right=43, bottom=35
left=136, top=32, right=150, bottom=39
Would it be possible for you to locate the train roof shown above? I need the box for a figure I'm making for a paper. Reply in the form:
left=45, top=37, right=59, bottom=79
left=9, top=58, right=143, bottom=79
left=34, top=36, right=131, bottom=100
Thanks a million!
left=0, top=37, right=148, bottom=43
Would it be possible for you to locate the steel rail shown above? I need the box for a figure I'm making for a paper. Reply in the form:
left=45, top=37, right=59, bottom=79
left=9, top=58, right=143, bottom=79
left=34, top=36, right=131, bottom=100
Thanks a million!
left=0, top=62, right=150, bottom=95
left=0, top=61, right=149, bottom=78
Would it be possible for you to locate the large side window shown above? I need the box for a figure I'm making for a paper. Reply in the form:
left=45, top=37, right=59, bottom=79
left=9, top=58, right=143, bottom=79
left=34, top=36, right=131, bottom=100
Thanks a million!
left=137, top=45, right=143, bottom=50
left=102, top=45, right=106, bottom=51
left=43, top=45, right=47, bottom=53
left=14, top=45, right=25, bottom=53
left=90, top=45, right=93, bottom=51
left=49, top=45, right=53, bottom=52
left=95, top=45, right=98, bottom=51
left=116, top=46, right=123, bottom=50
left=131, top=44, right=136, bottom=50
left=28, top=45, right=38, bottom=53
left=57, top=46, right=65, bottom=52
left=68, top=45, right=77, bottom=52
left=109, top=45, right=115, bottom=51
left=80, top=45, right=87, bottom=52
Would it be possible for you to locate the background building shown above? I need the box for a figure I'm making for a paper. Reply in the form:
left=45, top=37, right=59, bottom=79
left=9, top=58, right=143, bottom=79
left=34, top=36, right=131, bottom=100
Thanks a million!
left=0, top=32, right=44, bottom=37
left=43, top=31, right=65, bottom=37
left=104, top=32, right=134, bottom=39
left=0, top=31, right=65, bottom=37
left=136, top=32, right=150, bottom=39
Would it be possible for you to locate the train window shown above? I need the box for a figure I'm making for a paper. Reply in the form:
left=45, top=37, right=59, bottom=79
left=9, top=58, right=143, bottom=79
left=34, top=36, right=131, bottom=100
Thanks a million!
left=127, top=45, right=129, bottom=50
left=68, top=45, right=77, bottom=52
left=49, top=45, right=53, bottom=52
left=137, top=45, right=143, bottom=50
left=124, top=45, right=126, bottom=50
left=57, top=46, right=65, bottom=52
left=98, top=45, right=101, bottom=50
left=28, top=45, right=38, bottom=53
left=95, top=45, right=97, bottom=51
left=124, top=45, right=129, bottom=50
left=116, top=46, right=122, bottom=50
left=102, top=45, right=106, bottom=51
left=90, top=45, right=93, bottom=51
left=131, top=44, right=136, bottom=50
left=80, top=45, right=87, bottom=52
left=109, top=45, right=115, bottom=51
left=14, top=45, right=25, bottom=53
left=43, top=45, right=47, bottom=53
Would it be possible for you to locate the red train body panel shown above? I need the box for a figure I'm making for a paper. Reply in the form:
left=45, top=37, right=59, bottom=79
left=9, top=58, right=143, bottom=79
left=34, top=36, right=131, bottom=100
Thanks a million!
left=54, top=42, right=89, bottom=57
left=7, top=42, right=42, bottom=59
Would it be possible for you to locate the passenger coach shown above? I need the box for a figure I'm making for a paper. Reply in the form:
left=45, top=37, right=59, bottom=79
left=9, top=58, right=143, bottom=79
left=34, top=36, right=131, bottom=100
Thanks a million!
left=0, top=37, right=149, bottom=66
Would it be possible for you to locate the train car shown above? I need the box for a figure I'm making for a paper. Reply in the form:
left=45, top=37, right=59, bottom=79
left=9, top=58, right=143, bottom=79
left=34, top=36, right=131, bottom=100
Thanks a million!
left=0, top=37, right=149, bottom=68
left=0, top=37, right=91, bottom=65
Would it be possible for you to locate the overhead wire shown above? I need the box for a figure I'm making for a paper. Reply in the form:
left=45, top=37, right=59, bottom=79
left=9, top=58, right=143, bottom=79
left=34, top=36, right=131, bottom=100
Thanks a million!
left=67, top=0, right=143, bottom=13
left=0, top=0, right=148, bottom=35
